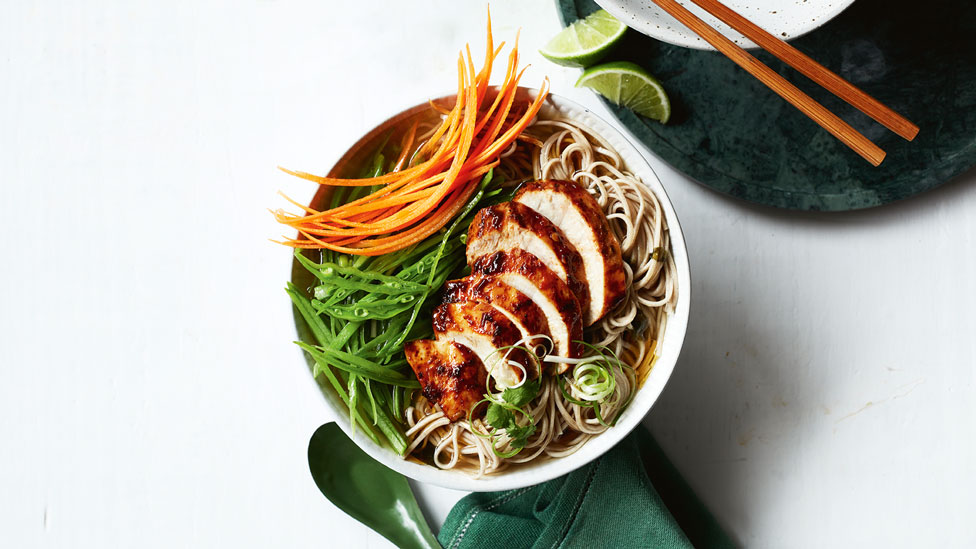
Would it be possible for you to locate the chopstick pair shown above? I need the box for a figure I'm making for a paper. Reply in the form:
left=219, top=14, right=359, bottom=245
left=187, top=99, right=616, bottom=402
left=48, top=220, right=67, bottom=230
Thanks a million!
left=649, top=0, right=918, bottom=166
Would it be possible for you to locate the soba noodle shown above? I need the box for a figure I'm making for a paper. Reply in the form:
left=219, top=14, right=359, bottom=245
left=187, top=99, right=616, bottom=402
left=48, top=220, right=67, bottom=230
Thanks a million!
left=404, top=114, right=677, bottom=477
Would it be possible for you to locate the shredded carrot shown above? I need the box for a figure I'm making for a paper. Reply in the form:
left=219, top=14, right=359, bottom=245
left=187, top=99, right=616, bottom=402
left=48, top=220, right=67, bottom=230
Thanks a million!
left=272, top=10, right=549, bottom=255
left=392, top=119, right=419, bottom=172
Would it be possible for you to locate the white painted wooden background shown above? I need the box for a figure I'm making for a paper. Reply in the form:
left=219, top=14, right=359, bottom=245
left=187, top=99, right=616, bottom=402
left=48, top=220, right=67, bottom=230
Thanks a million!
left=1, top=1, right=973, bottom=547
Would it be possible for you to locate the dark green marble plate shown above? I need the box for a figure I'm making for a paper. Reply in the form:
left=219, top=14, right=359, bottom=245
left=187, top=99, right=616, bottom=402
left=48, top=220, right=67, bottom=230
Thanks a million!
left=557, top=0, right=976, bottom=210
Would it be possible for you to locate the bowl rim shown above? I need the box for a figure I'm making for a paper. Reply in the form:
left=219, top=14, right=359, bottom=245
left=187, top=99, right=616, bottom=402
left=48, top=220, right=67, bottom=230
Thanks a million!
left=591, top=0, right=857, bottom=51
left=293, top=88, right=692, bottom=492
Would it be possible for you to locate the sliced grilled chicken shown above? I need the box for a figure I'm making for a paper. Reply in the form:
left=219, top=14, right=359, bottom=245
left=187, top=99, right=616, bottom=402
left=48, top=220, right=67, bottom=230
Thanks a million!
left=466, top=202, right=591, bottom=321
left=442, top=275, right=552, bottom=354
left=471, top=249, right=583, bottom=365
left=405, top=340, right=486, bottom=421
left=514, top=180, right=627, bottom=325
left=432, top=301, right=538, bottom=389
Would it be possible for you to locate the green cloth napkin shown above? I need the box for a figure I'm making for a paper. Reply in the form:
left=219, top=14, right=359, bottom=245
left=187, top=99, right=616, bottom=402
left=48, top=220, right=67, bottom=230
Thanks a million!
left=438, top=428, right=735, bottom=549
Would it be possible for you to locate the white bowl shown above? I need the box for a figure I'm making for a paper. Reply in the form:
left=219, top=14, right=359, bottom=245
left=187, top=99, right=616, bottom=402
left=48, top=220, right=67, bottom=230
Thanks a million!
left=596, top=0, right=856, bottom=51
left=299, top=89, right=691, bottom=492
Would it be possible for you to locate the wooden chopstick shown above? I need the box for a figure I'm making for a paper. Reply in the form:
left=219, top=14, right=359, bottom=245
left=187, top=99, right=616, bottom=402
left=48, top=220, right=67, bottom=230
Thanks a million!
left=688, top=0, right=919, bottom=141
left=649, top=0, right=886, bottom=166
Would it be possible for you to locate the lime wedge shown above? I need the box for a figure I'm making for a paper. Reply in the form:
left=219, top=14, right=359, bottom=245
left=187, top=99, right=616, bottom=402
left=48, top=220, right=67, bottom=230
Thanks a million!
left=540, top=10, right=628, bottom=68
left=576, top=61, right=671, bottom=123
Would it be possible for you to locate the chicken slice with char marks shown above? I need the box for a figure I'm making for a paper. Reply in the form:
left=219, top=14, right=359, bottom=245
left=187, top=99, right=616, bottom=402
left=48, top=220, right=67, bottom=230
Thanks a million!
left=432, top=301, right=538, bottom=389
left=441, top=275, right=552, bottom=354
left=466, top=202, right=591, bottom=322
left=471, top=249, right=583, bottom=368
left=514, top=180, right=627, bottom=326
left=404, top=340, right=486, bottom=421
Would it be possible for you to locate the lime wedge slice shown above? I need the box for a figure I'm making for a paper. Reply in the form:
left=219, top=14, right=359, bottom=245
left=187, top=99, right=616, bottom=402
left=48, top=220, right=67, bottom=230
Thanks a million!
left=540, top=10, right=628, bottom=68
left=576, top=61, right=671, bottom=123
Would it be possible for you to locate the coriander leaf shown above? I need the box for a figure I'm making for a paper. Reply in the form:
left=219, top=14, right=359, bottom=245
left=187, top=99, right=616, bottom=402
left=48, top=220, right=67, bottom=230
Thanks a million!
left=502, top=379, right=541, bottom=407
left=506, top=424, right=536, bottom=449
left=485, top=403, right=515, bottom=430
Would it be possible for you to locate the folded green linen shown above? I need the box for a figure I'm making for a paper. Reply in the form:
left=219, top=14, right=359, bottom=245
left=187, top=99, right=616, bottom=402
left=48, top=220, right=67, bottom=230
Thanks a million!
left=438, top=428, right=734, bottom=549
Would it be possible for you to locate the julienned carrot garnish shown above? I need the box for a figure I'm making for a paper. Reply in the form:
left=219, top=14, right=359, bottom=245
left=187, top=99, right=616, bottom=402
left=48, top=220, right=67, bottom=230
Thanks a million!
left=272, top=13, right=549, bottom=255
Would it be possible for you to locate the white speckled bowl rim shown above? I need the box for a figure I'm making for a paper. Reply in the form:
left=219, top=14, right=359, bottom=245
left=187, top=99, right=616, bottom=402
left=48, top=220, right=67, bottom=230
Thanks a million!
left=307, top=88, right=691, bottom=492
left=594, top=0, right=857, bottom=51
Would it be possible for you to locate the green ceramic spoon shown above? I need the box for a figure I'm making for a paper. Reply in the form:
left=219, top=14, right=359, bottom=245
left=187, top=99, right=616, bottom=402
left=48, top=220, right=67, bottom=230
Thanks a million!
left=308, top=422, right=441, bottom=549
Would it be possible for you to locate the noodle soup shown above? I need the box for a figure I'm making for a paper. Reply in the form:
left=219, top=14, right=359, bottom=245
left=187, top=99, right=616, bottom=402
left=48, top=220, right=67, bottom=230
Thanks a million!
left=290, top=89, right=690, bottom=490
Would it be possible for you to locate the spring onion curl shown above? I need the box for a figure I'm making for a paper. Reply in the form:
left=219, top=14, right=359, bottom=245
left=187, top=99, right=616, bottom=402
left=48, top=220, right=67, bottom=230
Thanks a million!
left=555, top=357, right=616, bottom=403
left=549, top=342, right=634, bottom=428
left=403, top=115, right=676, bottom=477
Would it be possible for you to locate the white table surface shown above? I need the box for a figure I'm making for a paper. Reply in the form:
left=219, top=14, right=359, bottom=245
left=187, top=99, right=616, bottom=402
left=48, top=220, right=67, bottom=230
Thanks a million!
left=2, top=1, right=974, bottom=547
